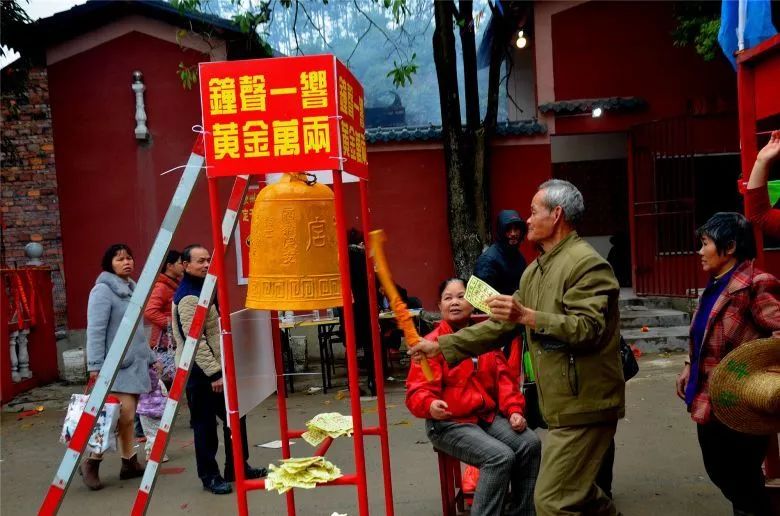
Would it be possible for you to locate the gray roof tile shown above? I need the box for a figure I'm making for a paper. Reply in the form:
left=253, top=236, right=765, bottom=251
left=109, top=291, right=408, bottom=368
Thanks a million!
left=366, top=119, right=546, bottom=144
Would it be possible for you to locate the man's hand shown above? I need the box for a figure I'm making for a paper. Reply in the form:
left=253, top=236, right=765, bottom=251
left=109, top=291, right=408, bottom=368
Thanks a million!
left=676, top=364, right=690, bottom=401
left=408, top=337, right=441, bottom=362
left=429, top=400, right=452, bottom=420
left=509, top=412, right=527, bottom=432
left=485, top=295, right=536, bottom=327
left=211, top=377, right=224, bottom=393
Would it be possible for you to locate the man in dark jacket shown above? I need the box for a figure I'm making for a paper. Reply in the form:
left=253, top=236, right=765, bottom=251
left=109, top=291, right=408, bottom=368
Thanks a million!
left=172, top=245, right=265, bottom=495
left=474, top=210, right=528, bottom=296
left=473, top=211, right=548, bottom=429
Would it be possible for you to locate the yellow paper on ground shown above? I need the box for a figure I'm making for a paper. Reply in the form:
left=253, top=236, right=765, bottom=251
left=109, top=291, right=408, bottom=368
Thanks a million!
left=465, top=275, right=499, bottom=314
left=302, top=412, right=354, bottom=446
left=265, top=456, right=342, bottom=494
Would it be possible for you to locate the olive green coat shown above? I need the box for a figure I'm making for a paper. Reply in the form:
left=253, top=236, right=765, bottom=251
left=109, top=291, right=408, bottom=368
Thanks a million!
left=439, top=232, right=625, bottom=428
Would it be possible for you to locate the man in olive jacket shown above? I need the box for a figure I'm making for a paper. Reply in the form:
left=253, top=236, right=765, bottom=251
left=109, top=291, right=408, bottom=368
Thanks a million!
left=413, top=180, right=625, bottom=516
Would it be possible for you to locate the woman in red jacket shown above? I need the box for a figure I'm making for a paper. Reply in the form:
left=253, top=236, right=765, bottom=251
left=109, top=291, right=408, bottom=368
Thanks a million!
left=406, top=278, right=541, bottom=516
left=143, top=250, right=183, bottom=382
left=745, top=130, right=780, bottom=237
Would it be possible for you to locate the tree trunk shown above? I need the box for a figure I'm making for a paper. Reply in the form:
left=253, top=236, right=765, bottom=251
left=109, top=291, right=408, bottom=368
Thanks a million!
left=433, top=0, right=482, bottom=278
left=458, top=0, right=491, bottom=249
left=459, top=1, right=480, bottom=130
left=476, top=10, right=507, bottom=245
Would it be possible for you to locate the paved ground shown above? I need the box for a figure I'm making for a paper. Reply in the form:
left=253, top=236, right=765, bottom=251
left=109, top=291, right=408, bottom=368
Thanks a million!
left=1, top=353, right=733, bottom=515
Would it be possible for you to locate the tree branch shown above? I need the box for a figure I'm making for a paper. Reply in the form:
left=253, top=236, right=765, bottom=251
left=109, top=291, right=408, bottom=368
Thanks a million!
left=352, top=0, right=407, bottom=62
left=346, top=23, right=373, bottom=65
left=299, top=1, right=334, bottom=51
left=292, top=0, right=301, bottom=54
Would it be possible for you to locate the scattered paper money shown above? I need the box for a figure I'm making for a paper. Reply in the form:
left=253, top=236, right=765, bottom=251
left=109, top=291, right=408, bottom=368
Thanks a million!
left=465, top=275, right=500, bottom=314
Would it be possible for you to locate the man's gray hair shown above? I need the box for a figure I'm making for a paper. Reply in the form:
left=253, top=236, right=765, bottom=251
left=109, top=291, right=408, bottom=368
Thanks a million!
left=538, top=179, right=585, bottom=225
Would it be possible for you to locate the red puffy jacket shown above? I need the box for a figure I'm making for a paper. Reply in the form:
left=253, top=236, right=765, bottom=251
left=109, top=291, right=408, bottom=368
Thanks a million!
left=406, top=320, right=525, bottom=424
left=144, top=273, right=178, bottom=348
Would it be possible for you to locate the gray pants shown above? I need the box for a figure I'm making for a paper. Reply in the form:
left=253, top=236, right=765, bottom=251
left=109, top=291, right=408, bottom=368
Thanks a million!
left=426, top=415, right=541, bottom=516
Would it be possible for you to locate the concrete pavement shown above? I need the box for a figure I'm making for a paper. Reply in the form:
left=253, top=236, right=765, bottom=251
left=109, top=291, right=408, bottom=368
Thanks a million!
left=1, top=353, right=731, bottom=515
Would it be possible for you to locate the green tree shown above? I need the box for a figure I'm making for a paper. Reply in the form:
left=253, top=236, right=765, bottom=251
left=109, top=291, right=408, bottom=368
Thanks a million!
left=671, top=1, right=721, bottom=61
left=1, top=0, right=34, bottom=95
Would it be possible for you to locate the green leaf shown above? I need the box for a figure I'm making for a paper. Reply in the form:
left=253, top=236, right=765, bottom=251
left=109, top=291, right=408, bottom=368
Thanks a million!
left=385, top=55, right=419, bottom=88
left=177, top=62, right=198, bottom=90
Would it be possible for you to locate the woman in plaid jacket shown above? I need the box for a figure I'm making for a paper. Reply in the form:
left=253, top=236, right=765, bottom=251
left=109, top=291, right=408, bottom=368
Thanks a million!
left=676, top=212, right=780, bottom=516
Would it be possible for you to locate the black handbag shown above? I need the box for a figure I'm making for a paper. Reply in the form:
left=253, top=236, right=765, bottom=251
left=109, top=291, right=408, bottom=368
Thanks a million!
left=620, top=336, right=639, bottom=381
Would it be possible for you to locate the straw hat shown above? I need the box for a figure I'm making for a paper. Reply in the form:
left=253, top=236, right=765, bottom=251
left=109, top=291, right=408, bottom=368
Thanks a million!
left=709, top=338, right=780, bottom=435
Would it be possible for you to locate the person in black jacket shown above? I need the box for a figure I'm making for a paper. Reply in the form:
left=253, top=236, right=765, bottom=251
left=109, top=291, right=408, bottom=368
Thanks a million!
left=474, top=210, right=528, bottom=296
left=346, top=229, right=376, bottom=395
left=473, top=210, right=548, bottom=432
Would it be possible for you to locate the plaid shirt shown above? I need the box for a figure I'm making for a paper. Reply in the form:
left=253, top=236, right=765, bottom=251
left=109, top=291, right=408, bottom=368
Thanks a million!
left=688, top=260, right=780, bottom=424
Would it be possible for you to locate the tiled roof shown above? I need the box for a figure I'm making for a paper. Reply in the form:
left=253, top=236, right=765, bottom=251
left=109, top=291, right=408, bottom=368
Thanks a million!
left=22, top=0, right=246, bottom=49
left=538, top=97, right=647, bottom=115
left=366, top=119, right=546, bottom=144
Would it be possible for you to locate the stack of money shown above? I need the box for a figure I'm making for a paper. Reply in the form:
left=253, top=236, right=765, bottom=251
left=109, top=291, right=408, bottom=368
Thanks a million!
left=301, top=412, right=354, bottom=446
left=265, top=456, right=342, bottom=494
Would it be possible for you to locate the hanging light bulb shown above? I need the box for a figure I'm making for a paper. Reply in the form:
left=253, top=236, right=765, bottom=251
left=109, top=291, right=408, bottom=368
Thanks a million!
left=592, top=107, right=603, bottom=118
left=516, top=29, right=528, bottom=49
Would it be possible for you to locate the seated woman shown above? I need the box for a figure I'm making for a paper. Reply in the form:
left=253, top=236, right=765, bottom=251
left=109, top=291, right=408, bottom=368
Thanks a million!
left=745, top=130, right=780, bottom=237
left=406, top=278, right=541, bottom=516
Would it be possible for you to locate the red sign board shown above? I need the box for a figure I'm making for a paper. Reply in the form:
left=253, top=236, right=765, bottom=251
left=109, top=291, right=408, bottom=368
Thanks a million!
left=199, top=55, right=368, bottom=179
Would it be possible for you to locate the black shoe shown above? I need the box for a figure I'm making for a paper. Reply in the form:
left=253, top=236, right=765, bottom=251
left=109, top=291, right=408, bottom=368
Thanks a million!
left=224, top=465, right=267, bottom=482
left=202, top=475, right=233, bottom=495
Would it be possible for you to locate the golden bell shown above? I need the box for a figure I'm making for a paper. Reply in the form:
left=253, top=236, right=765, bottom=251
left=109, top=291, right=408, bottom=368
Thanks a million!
left=245, top=173, right=343, bottom=310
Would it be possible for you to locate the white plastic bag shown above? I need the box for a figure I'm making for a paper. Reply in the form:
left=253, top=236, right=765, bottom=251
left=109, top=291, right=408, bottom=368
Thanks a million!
left=60, top=394, right=121, bottom=454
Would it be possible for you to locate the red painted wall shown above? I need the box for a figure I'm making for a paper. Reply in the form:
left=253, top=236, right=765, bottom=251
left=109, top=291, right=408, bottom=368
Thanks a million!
left=347, top=142, right=552, bottom=308
left=550, top=1, right=737, bottom=135
left=342, top=148, right=454, bottom=308
left=48, top=31, right=238, bottom=329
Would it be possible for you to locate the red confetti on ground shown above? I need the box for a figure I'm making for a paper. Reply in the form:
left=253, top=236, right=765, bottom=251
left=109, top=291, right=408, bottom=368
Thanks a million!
left=631, top=344, right=642, bottom=358
left=16, top=410, right=41, bottom=420
left=180, top=503, right=189, bottom=510
left=161, top=467, right=186, bottom=475
left=640, top=326, right=649, bottom=332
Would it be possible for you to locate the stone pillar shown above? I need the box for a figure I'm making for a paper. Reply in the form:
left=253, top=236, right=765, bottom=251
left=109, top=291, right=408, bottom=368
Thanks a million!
left=132, top=71, right=149, bottom=140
